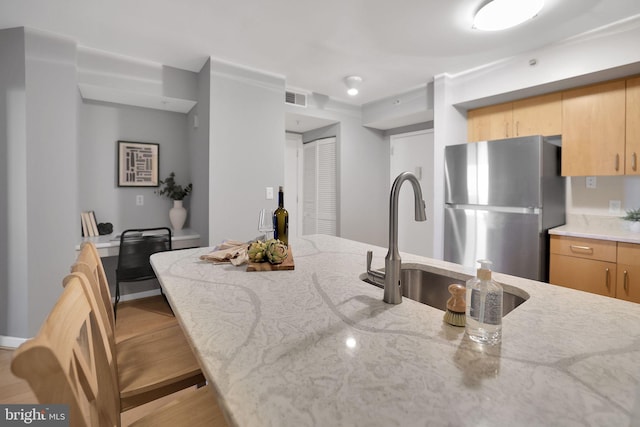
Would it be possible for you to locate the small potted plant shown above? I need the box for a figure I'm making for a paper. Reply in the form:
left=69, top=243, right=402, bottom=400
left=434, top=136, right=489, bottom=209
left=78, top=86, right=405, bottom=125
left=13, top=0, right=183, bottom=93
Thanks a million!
left=622, top=208, right=640, bottom=233
left=156, top=172, right=192, bottom=230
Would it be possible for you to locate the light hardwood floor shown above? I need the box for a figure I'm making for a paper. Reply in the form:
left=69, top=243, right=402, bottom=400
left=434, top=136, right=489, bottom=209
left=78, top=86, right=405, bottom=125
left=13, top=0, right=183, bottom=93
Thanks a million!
left=0, top=347, right=36, bottom=404
left=1, top=347, right=200, bottom=426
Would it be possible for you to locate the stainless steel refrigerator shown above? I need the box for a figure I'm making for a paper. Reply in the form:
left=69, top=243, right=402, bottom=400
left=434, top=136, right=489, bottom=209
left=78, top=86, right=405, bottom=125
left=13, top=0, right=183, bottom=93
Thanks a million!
left=443, top=135, right=565, bottom=282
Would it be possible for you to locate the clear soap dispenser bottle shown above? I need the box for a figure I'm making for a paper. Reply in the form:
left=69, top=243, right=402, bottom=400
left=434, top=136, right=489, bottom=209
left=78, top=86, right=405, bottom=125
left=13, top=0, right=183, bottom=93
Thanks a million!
left=465, top=260, right=503, bottom=345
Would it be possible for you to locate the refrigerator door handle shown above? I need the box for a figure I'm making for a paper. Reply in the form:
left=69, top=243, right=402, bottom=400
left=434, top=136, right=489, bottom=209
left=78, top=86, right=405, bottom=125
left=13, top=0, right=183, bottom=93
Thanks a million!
left=446, top=204, right=541, bottom=215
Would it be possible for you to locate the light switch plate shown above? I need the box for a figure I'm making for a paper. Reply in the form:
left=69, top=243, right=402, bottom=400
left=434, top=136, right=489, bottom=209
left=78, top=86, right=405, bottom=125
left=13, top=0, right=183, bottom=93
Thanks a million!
left=586, top=176, right=597, bottom=189
left=136, top=195, right=144, bottom=206
left=266, top=187, right=274, bottom=200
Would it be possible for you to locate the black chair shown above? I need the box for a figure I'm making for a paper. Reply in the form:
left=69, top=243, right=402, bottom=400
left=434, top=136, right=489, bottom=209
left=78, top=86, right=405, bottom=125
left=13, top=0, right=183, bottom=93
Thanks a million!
left=115, top=227, right=172, bottom=318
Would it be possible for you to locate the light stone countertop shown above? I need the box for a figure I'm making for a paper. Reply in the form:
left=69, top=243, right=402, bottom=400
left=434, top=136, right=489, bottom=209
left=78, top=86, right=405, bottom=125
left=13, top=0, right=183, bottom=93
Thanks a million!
left=549, top=215, right=640, bottom=244
left=151, top=235, right=640, bottom=427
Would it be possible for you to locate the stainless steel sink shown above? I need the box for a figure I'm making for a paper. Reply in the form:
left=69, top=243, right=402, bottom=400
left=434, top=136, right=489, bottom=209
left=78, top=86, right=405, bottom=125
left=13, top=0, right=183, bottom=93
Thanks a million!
left=360, top=266, right=528, bottom=316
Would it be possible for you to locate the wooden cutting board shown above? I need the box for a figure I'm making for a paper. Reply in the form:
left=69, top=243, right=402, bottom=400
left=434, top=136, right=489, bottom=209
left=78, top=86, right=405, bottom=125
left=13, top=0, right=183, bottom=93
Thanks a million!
left=246, top=246, right=295, bottom=271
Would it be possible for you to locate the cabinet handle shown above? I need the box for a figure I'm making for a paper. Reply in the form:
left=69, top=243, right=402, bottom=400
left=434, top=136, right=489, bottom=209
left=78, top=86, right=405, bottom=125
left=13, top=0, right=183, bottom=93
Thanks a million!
left=505, top=123, right=509, bottom=138
left=633, top=153, right=637, bottom=171
left=615, top=154, right=620, bottom=172
left=624, top=270, right=629, bottom=293
left=569, top=245, right=593, bottom=254
left=516, top=121, right=520, bottom=136
left=605, top=268, right=610, bottom=291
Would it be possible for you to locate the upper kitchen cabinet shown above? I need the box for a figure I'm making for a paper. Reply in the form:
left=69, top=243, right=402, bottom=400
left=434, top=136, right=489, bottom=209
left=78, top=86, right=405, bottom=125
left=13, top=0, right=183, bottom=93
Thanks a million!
left=467, top=93, right=561, bottom=142
left=467, top=102, right=512, bottom=142
left=561, top=80, right=626, bottom=176
left=512, top=93, right=562, bottom=137
left=626, top=76, right=640, bottom=175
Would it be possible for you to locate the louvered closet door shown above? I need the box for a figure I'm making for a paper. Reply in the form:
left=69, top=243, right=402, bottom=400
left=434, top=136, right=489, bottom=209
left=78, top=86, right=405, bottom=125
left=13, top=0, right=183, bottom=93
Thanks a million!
left=303, top=137, right=337, bottom=236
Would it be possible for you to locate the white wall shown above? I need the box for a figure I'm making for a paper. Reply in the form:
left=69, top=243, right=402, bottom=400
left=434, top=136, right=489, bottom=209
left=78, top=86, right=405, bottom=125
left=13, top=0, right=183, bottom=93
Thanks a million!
left=209, top=60, right=286, bottom=243
left=294, top=97, right=388, bottom=247
left=450, top=16, right=640, bottom=108
left=390, top=130, right=434, bottom=258
left=568, top=176, right=640, bottom=216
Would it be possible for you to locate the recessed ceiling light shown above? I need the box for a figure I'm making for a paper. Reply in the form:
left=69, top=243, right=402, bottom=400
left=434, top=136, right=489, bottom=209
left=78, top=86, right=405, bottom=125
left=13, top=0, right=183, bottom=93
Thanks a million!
left=344, top=76, right=363, bottom=96
left=473, top=0, right=544, bottom=31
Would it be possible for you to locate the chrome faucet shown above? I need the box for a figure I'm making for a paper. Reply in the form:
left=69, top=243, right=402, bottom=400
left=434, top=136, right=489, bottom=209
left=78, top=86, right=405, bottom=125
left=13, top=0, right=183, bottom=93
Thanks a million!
left=367, top=171, right=427, bottom=304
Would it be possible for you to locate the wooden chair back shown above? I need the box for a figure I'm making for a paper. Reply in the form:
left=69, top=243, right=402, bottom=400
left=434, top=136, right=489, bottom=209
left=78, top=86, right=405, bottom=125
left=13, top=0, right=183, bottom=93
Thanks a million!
left=71, top=243, right=117, bottom=354
left=11, top=274, right=121, bottom=427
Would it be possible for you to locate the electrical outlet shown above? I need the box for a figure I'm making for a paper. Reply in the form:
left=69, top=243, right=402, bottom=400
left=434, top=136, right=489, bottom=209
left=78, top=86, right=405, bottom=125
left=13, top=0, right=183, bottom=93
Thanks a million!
left=586, top=176, right=597, bottom=189
left=609, top=200, right=621, bottom=214
left=266, top=187, right=274, bottom=200
left=136, top=195, right=144, bottom=206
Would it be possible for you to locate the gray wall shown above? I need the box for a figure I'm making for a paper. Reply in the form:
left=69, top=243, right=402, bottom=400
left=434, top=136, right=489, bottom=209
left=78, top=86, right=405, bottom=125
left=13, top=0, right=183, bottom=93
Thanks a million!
left=187, top=59, right=211, bottom=246
left=209, top=60, right=285, bottom=243
left=78, top=100, right=191, bottom=231
left=0, top=28, right=27, bottom=338
left=0, top=28, right=79, bottom=339
left=295, top=97, right=388, bottom=247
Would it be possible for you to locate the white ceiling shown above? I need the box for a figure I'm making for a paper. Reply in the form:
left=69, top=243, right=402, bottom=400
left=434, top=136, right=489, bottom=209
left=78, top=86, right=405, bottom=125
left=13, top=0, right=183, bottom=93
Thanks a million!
left=2, top=0, right=640, bottom=106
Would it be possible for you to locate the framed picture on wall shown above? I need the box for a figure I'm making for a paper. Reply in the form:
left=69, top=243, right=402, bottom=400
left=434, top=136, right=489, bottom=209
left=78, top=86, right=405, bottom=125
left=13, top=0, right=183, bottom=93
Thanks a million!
left=117, top=141, right=159, bottom=187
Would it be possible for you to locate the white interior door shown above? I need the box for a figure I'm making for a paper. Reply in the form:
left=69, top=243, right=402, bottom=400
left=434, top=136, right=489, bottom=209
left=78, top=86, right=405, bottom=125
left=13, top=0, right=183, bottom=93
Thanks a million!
left=390, top=130, right=434, bottom=257
left=302, top=137, right=337, bottom=236
left=285, top=133, right=302, bottom=240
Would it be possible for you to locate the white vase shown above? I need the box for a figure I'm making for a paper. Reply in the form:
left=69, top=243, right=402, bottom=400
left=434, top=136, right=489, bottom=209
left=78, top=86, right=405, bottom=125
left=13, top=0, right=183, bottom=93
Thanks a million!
left=169, top=200, right=187, bottom=231
left=631, top=221, right=640, bottom=233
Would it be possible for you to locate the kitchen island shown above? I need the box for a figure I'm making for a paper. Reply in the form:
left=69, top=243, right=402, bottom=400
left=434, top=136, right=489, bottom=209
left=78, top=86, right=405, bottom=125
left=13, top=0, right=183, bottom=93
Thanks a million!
left=151, top=235, right=640, bottom=426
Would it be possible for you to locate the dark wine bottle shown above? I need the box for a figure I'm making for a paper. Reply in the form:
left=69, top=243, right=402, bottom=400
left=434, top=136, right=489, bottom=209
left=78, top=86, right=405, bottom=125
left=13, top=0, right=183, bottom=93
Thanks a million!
left=273, top=186, right=289, bottom=245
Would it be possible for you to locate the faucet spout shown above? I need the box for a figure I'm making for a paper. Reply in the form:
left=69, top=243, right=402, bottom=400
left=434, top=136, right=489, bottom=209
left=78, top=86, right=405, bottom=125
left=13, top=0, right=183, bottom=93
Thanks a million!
left=383, top=171, right=427, bottom=304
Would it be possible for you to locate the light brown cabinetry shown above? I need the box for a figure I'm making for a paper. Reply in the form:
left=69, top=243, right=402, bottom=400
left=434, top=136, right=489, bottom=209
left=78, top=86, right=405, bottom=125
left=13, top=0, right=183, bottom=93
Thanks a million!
left=550, top=235, right=640, bottom=303
left=561, top=80, right=626, bottom=176
left=467, top=102, right=512, bottom=142
left=550, top=236, right=617, bottom=297
left=626, top=76, right=640, bottom=175
left=467, top=93, right=561, bottom=142
left=616, top=243, right=640, bottom=303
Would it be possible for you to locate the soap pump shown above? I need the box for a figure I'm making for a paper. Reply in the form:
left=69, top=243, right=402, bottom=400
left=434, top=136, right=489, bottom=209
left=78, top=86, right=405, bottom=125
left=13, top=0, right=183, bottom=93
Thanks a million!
left=465, top=260, right=503, bottom=345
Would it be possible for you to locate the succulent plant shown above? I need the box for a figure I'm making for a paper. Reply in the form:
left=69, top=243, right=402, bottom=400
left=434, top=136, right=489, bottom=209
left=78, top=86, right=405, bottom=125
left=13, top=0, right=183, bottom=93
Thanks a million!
left=248, top=240, right=267, bottom=263
left=623, top=208, right=640, bottom=222
left=265, top=239, right=288, bottom=264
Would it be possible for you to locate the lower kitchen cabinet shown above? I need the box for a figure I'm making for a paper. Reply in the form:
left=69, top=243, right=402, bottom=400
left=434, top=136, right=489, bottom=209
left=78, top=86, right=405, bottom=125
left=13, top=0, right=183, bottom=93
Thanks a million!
left=616, top=243, right=640, bottom=303
left=550, top=253, right=616, bottom=297
left=550, top=235, right=640, bottom=303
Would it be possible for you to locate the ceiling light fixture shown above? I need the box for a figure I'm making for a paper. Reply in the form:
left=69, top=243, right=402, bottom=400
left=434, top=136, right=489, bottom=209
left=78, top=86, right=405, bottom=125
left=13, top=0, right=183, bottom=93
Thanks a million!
left=473, top=0, right=544, bottom=31
left=344, top=76, right=363, bottom=96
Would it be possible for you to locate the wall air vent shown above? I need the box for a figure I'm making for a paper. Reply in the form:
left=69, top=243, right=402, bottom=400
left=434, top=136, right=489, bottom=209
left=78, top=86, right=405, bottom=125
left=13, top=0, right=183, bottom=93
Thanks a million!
left=285, top=91, right=307, bottom=107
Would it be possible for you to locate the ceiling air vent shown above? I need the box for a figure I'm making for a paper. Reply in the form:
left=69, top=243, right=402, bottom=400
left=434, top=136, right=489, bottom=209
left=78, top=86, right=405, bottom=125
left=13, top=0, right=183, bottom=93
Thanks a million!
left=285, top=91, right=307, bottom=108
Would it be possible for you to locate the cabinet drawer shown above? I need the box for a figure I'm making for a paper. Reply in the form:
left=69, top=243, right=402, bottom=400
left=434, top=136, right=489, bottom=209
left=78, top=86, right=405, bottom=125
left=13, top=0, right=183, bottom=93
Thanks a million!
left=550, top=235, right=617, bottom=262
left=550, top=254, right=616, bottom=297
left=618, top=242, right=640, bottom=266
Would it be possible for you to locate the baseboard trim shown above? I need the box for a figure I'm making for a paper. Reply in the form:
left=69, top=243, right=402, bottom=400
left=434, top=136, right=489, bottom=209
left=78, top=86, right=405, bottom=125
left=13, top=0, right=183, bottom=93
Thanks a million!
left=0, top=335, right=28, bottom=349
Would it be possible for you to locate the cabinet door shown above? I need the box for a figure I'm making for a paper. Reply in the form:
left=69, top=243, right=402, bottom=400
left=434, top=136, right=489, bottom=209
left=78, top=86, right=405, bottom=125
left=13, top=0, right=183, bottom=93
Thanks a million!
left=626, top=77, right=640, bottom=175
left=512, top=93, right=562, bottom=137
left=467, top=103, right=513, bottom=142
left=561, top=80, right=626, bottom=176
left=616, top=243, right=640, bottom=303
left=617, top=265, right=640, bottom=303
left=550, top=254, right=616, bottom=297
